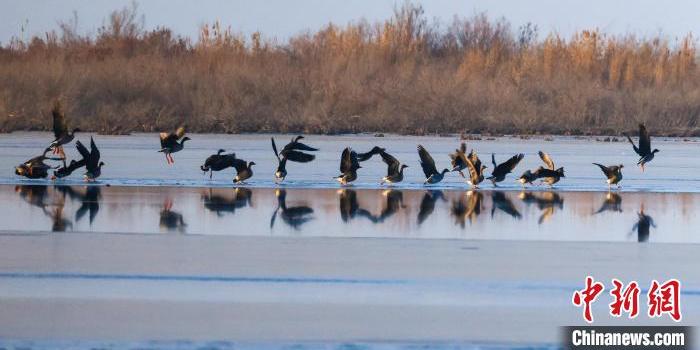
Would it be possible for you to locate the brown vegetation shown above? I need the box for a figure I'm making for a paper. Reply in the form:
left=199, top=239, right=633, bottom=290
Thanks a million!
left=1, top=3, right=699, bottom=136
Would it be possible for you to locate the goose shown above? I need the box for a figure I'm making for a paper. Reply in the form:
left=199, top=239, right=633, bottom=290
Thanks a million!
left=232, top=158, right=255, bottom=184
left=517, top=170, right=539, bottom=186
left=15, top=148, right=60, bottom=179
left=356, top=146, right=385, bottom=162
left=593, top=163, right=623, bottom=190
left=159, top=127, right=190, bottom=164
left=487, top=153, right=524, bottom=185
left=418, top=145, right=449, bottom=184
left=464, top=151, right=487, bottom=188
left=380, top=150, right=408, bottom=185
left=48, top=100, right=80, bottom=158
left=76, top=137, right=104, bottom=181
left=535, top=151, right=565, bottom=186
left=201, top=149, right=238, bottom=179
left=335, top=147, right=361, bottom=185
left=271, top=135, right=317, bottom=182
left=626, top=123, right=659, bottom=172
left=449, top=142, right=469, bottom=177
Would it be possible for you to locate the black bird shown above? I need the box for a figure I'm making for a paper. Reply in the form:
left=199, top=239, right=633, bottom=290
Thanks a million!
left=270, top=189, right=314, bottom=230
left=449, top=142, right=469, bottom=177
left=535, top=151, right=565, bottom=187
left=232, top=158, right=255, bottom=184
left=271, top=136, right=317, bottom=182
left=593, top=163, right=624, bottom=190
left=159, top=126, right=190, bottom=164
left=201, top=149, right=238, bottom=179
left=335, top=147, right=361, bottom=185
left=464, top=151, right=487, bottom=188
left=380, top=150, right=408, bottom=185
left=160, top=199, right=186, bottom=233
left=417, top=190, right=446, bottom=225
left=52, top=158, right=86, bottom=179
left=491, top=191, right=521, bottom=219
left=488, top=153, right=524, bottom=185
left=418, top=145, right=449, bottom=184
left=594, top=192, right=623, bottom=214
left=632, top=207, right=655, bottom=243
left=338, top=189, right=374, bottom=223
left=626, top=123, right=659, bottom=172
left=49, top=100, right=80, bottom=158
left=356, top=146, right=385, bottom=162
left=15, top=148, right=61, bottom=179
left=517, top=170, right=539, bottom=186
left=75, top=137, right=104, bottom=181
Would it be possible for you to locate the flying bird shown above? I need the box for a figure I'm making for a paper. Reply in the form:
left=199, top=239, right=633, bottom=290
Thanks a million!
left=75, top=137, right=105, bottom=181
left=49, top=100, right=80, bottom=158
left=159, top=126, right=190, bottom=164
left=271, top=135, right=317, bottom=182
left=418, top=145, right=449, bottom=184
left=335, top=147, right=361, bottom=185
left=200, top=149, right=238, bottom=179
left=464, top=151, right=487, bottom=188
left=535, top=151, right=565, bottom=186
left=380, top=150, right=408, bottom=185
left=487, top=153, right=524, bottom=185
left=626, top=123, right=659, bottom=172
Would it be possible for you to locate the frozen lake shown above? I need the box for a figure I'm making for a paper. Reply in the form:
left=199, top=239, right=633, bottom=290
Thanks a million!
left=1, top=132, right=700, bottom=192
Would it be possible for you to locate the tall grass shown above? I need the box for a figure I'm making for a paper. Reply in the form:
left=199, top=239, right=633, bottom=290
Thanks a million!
left=1, top=2, right=699, bottom=136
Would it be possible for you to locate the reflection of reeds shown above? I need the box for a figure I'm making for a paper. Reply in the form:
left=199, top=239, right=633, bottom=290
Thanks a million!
left=2, top=3, right=699, bottom=135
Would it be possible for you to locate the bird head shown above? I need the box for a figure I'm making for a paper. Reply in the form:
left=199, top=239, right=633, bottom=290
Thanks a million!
left=14, top=166, right=25, bottom=176
left=557, top=167, right=565, bottom=177
left=401, top=164, right=409, bottom=169
left=441, top=168, right=450, bottom=174
left=619, top=164, right=625, bottom=169
left=200, top=165, right=210, bottom=172
left=72, top=128, right=82, bottom=133
left=652, top=149, right=660, bottom=154
left=217, top=149, right=225, bottom=155
left=181, top=137, right=191, bottom=143
left=249, top=161, right=256, bottom=167
left=98, top=161, right=105, bottom=168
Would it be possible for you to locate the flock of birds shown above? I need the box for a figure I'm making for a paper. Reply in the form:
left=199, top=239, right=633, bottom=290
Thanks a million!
left=15, top=102, right=660, bottom=189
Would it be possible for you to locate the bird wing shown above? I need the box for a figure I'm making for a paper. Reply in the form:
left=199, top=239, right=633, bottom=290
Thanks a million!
left=450, top=144, right=467, bottom=170
left=538, top=151, right=555, bottom=170
left=159, top=132, right=176, bottom=149
left=417, top=145, right=437, bottom=177
left=175, top=126, right=186, bottom=139
left=638, top=124, right=651, bottom=154
left=283, top=150, right=315, bottom=163
left=88, top=137, right=100, bottom=169
left=75, top=139, right=91, bottom=160
left=52, top=101, right=68, bottom=139
left=271, top=137, right=281, bottom=160
left=380, top=150, right=400, bottom=176
left=465, top=157, right=479, bottom=181
left=469, top=151, right=482, bottom=172
left=460, top=142, right=467, bottom=153
left=286, top=141, right=318, bottom=152
left=593, top=163, right=612, bottom=177
left=496, top=153, right=525, bottom=174
left=231, top=158, right=248, bottom=173
left=340, top=148, right=352, bottom=173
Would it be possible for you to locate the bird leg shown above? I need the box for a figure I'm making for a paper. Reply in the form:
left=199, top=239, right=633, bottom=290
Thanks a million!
left=58, top=146, right=66, bottom=159
left=209, top=171, right=213, bottom=180
left=459, top=171, right=465, bottom=178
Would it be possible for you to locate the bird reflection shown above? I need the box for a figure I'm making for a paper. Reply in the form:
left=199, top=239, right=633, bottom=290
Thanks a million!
left=491, top=191, right=521, bottom=219
left=350, top=189, right=406, bottom=224
left=632, top=205, right=655, bottom=242
left=51, top=204, right=72, bottom=232
left=594, top=192, right=623, bottom=214
left=417, top=190, right=446, bottom=225
left=55, top=186, right=102, bottom=225
left=16, top=185, right=73, bottom=232
left=202, top=188, right=253, bottom=216
left=451, top=190, right=483, bottom=228
left=338, top=189, right=374, bottom=223
left=519, top=191, right=563, bottom=224
left=270, top=189, right=314, bottom=230
left=160, top=198, right=186, bottom=233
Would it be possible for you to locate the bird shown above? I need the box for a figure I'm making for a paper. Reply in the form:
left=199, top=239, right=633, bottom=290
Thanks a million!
left=449, top=142, right=469, bottom=177
left=380, top=150, right=408, bottom=185
left=335, top=147, right=361, bottom=185
left=487, top=153, right=524, bottom=185
left=15, top=148, right=61, bottom=179
left=593, top=163, right=624, bottom=190
left=356, top=146, right=385, bottom=162
left=48, top=100, right=80, bottom=158
left=52, top=158, right=86, bottom=179
left=159, top=126, right=190, bottom=164
left=464, top=151, right=487, bottom=188
left=200, top=149, right=238, bottom=179
left=626, top=123, right=659, bottom=172
left=517, top=170, right=539, bottom=186
left=75, top=137, right=104, bottom=181
left=417, top=145, right=449, bottom=184
left=535, top=151, right=565, bottom=186
left=232, top=158, right=255, bottom=184
left=271, top=135, right=317, bottom=182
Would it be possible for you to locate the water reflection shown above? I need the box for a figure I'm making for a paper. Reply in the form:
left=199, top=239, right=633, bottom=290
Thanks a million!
left=519, top=191, right=564, bottom=224
left=202, top=188, right=253, bottom=216
left=160, top=199, right=187, bottom=233
left=632, top=205, right=656, bottom=243
left=594, top=192, right=623, bottom=214
left=418, top=190, right=446, bottom=225
left=4, top=185, right=697, bottom=243
left=491, top=191, right=521, bottom=220
left=270, top=189, right=314, bottom=230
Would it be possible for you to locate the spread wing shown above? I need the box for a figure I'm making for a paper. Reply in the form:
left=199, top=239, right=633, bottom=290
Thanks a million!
left=88, top=137, right=100, bottom=169
left=496, top=154, right=524, bottom=174
left=538, top=151, right=555, bottom=170
left=52, top=101, right=67, bottom=139
left=465, top=157, right=479, bottom=181
left=175, top=126, right=186, bottom=139
left=380, top=151, right=400, bottom=176
left=283, top=150, right=315, bottom=163
left=286, top=141, right=318, bottom=152
left=638, top=124, right=651, bottom=155
left=271, top=138, right=281, bottom=160
left=593, top=163, right=612, bottom=178
left=159, top=132, right=176, bottom=149
left=231, top=158, right=248, bottom=173
left=75, top=139, right=91, bottom=160
left=417, top=145, right=437, bottom=177
left=468, top=151, right=481, bottom=171
left=339, top=147, right=354, bottom=173
left=450, top=143, right=468, bottom=170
